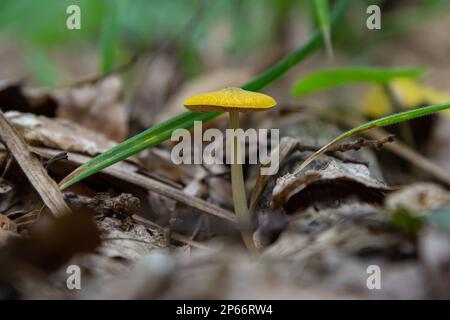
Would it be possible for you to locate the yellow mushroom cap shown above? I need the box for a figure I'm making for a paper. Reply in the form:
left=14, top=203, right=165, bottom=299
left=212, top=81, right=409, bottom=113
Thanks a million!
left=183, top=87, right=277, bottom=113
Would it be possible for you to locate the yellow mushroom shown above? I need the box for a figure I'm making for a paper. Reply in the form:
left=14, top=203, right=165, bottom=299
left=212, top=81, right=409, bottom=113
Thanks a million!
left=184, top=87, right=277, bottom=253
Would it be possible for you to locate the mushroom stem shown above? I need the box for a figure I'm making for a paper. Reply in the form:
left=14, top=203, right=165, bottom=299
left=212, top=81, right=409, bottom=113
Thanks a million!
left=229, top=111, right=256, bottom=253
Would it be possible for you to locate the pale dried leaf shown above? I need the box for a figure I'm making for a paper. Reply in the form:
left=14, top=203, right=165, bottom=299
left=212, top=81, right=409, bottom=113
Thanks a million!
left=56, top=76, right=128, bottom=141
left=0, top=111, right=70, bottom=217
left=385, top=182, right=450, bottom=213
left=273, top=158, right=390, bottom=208
left=0, top=214, right=17, bottom=232
left=5, top=111, right=116, bottom=156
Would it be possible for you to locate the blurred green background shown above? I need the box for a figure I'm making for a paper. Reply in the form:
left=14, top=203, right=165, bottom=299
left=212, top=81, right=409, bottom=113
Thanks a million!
left=0, top=0, right=449, bottom=86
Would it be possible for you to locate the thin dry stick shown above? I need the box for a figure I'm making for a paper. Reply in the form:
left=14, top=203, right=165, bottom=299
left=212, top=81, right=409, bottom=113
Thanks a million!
left=318, top=110, right=450, bottom=186
left=93, top=167, right=237, bottom=223
left=44, top=151, right=68, bottom=170
left=326, top=135, right=395, bottom=152
left=49, top=55, right=138, bottom=90
left=31, top=146, right=237, bottom=224
left=288, top=135, right=394, bottom=158
left=358, top=126, right=450, bottom=185
left=0, top=111, right=70, bottom=216
left=296, top=135, right=394, bottom=165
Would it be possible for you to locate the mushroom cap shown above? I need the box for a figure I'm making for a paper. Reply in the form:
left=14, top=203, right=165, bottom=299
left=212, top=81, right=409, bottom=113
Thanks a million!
left=183, top=87, right=277, bottom=113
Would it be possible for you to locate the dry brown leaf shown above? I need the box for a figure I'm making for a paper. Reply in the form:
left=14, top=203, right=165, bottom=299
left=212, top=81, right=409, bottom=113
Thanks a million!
left=272, top=158, right=390, bottom=209
left=128, top=52, right=180, bottom=132
left=32, top=147, right=237, bottom=224
left=5, top=111, right=116, bottom=156
left=0, top=80, right=57, bottom=117
left=385, top=182, right=450, bottom=213
left=138, top=148, right=192, bottom=185
left=56, top=76, right=128, bottom=141
left=98, top=217, right=169, bottom=261
left=63, top=192, right=210, bottom=251
left=0, top=214, right=17, bottom=232
left=0, top=110, right=70, bottom=217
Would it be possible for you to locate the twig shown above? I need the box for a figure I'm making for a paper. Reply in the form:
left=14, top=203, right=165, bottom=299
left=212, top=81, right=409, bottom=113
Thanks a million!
left=328, top=153, right=368, bottom=166
left=329, top=135, right=395, bottom=152
left=44, top=151, right=68, bottom=170
left=291, top=135, right=395, bottom=166
left=31, top=146, right=237, bottom=224
left=311, top=108, right=450, bottom=187
left=364, top=127, right=450, bottom=185
left=10, top=210, right=37, bottom=224
left=293, top=135, right=394, bottom=154
left=248, top=135, right=393, bottom=215
left=50, top=54, right=139, bottom=90
left=0, top=110, right=71, bottom=217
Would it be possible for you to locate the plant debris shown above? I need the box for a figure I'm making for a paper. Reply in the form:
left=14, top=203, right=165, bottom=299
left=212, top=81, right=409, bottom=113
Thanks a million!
left=1, top=0, right=450, bottom=300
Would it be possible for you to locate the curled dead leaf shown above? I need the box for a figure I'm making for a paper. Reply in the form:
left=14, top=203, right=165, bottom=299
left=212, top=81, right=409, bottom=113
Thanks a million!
left=272, top=158, right=390, bottom=209
left=385, top=183, right=450, bottom=213
left=0, top=214, right=17, bottom=232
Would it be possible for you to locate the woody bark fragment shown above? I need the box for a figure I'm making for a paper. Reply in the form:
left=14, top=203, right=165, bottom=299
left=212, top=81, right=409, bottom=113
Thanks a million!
left=0, top=109, right=71, bottom=217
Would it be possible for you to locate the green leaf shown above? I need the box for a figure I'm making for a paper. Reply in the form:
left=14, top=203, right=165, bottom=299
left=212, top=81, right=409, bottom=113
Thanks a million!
left=59, top=0, right=350, bottom=190
left=313, top=0, right=333, bottom=57
left=292, top=66, right=425, bottom=97
left=99, top=0, right=121, bottom=73
left=294, top=102, right=450, bottom=175
left=390, top=209, right=424, bottom=234
left=60, top=111, right=220, bottom=189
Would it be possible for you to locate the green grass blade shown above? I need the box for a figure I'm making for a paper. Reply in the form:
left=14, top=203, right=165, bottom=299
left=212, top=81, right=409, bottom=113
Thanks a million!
left=59, top=0, right=350, bottom=190
left=313, top=0, right=333, bottom=58
left=295, top=102, right=450, bottom=174
left=60, top=111, right=219, bottom=189
left=99, top=0, right=120, bottom=73
left=292, top=66, right=425, bottom=97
